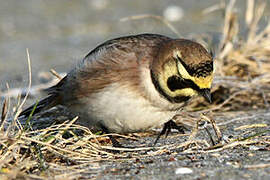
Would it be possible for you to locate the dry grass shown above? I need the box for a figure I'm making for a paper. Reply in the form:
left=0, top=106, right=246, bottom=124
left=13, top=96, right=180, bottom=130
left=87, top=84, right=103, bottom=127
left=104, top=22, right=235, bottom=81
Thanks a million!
left=187, top=0, right=270, bottom=112
left=1, top=0, right=270, bottom=179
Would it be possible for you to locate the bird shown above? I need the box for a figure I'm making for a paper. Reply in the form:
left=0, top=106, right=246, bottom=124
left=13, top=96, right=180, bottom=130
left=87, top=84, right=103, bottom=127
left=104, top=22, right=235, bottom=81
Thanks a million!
left=20, top=33, right=214, bottom=146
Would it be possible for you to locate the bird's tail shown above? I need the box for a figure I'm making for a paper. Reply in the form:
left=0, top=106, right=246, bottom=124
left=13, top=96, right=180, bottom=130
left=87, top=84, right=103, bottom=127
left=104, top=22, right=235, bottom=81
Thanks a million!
left=19, top=95, right=59, bottom=117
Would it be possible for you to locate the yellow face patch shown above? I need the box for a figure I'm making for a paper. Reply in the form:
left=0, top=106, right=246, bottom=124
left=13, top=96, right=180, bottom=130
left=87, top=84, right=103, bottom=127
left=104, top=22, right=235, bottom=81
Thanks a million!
left=175, top=88, right=198, bottom=97
left=158, top=59, right=180, bottom=97
left=193, top=74, right=213, bottom=89
left=156, top=51, right=213, bottom=101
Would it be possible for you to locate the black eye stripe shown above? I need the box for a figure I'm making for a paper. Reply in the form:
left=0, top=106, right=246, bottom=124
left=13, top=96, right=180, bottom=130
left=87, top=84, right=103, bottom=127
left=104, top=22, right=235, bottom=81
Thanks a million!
left=167, top=75, right=200, bottom=92
left=183, top=79, right=200, bottom=91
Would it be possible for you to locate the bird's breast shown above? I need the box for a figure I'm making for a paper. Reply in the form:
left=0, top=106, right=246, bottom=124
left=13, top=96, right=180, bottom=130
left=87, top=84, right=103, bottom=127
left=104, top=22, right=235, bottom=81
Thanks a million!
left=70, top=82, right=178, bottom=133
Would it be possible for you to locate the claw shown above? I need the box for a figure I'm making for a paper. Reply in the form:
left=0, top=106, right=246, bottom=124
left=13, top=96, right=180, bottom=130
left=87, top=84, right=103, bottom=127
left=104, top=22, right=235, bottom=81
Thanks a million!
left=154, top=120, right=187, bottom=146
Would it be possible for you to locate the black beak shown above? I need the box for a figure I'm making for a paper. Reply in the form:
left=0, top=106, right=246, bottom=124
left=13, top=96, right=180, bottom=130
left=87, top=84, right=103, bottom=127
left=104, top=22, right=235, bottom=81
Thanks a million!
left=200, top=88, right=212, bottom=103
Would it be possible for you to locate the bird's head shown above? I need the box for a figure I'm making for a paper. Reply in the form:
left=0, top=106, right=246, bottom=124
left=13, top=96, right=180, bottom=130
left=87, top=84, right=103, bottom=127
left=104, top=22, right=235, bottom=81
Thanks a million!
left=151, top=39, right=214, bottom=103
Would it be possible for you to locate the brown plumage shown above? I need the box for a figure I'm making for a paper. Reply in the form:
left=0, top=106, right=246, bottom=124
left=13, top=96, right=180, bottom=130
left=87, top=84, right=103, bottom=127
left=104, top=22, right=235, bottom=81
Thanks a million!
left=20, top=33, right=214, bottom=137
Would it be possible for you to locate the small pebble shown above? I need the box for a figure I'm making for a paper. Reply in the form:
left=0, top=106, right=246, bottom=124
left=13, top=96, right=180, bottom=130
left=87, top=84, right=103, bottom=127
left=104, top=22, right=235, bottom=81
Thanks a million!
left=175, top=167, right=193, bottom=175
left=89, top=0, right=108, bottom=10
left=163, top=5, right=184, bottom=22
left=211, top=153, right=220, bottom=157
left=249, top=145, right=260, bottom=151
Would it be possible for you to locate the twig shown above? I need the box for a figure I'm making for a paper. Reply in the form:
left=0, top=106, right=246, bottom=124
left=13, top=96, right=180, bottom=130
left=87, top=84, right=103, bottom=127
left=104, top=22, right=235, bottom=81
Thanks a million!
left=202, top=1, right=225, bottom=15
left=4, top=83, right=12, bottom=136
left=200, top=89, right=247, bottom=113
left=0, top=98, right=8, bottom=130
left=100, top=145, right=168, bottom=152
left=234, top=123, right=268, bottom=131
left=50, top=69, right=63, bottom=80
left=244, top=163, right=270, bottom=169
left=245, top=0, right=254, bottom=26
left=201, top=115, right=223, bottom=142
left=219, top=0, right=236, bottom=52
left=217, top=112, right=270, bottom=126
left=17, top=49, right=32, bottom=114
left=11, top=49, right=33, bottom=131
left=120, top=14, right=181, bottom=37
left=21, top=136, right=96, bottom=158
left=205, top=140, right=257, bottom=153
left=247, top=1, right=266, bottom=44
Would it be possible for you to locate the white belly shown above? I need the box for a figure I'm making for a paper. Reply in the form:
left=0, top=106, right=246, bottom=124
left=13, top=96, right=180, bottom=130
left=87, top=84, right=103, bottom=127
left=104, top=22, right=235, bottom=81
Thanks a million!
left=69, top=83, right=177, bottom=133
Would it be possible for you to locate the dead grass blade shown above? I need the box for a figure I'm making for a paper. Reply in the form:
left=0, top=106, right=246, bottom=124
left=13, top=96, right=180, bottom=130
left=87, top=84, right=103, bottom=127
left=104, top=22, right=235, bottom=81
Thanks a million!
left=244, top=163, right=270, bottom=169
left=0, top=98, right=8, bottom=130
left=120, top=14, right=181, bottom=37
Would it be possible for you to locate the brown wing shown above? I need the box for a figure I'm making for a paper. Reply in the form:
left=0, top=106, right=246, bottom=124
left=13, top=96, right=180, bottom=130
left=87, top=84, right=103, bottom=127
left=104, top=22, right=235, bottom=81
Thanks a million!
left=20, top=34, right=170, bottom=117
left=48, top=34, right=171, bottom=104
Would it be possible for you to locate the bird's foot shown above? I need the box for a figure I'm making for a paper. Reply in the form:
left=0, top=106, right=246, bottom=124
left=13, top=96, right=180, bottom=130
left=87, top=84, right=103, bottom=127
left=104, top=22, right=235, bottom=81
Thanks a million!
left=154, top=120, right=187, bottom=146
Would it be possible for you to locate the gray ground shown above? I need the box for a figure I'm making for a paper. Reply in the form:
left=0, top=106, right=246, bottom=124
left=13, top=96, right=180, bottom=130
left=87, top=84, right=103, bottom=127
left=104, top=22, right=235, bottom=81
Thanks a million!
left=93, top=110, right=270, bottom=180
left=18, top=108, right=270, bottom=179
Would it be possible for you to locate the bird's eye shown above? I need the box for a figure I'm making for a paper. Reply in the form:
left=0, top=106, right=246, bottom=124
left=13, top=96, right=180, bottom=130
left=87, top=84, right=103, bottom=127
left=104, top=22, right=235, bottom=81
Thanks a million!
left=167, top=75, right=200, bottom=92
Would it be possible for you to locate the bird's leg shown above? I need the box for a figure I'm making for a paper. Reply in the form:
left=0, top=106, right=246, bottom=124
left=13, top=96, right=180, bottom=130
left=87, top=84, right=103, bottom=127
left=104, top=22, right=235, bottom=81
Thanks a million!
left=100, top=125, right=123, bottom=148
left=154, top=120, right=187, bottom=145
left=154, top=123, right=169, bottom=145
left=168, top=120, right=187, bottom=135
left=108, top=135, right=123, bottom=148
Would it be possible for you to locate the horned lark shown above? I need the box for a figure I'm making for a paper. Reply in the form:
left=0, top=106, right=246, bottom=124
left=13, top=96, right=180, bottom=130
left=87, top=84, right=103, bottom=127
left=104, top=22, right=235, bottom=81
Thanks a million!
left=20, top=33, right=214, bottom=145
